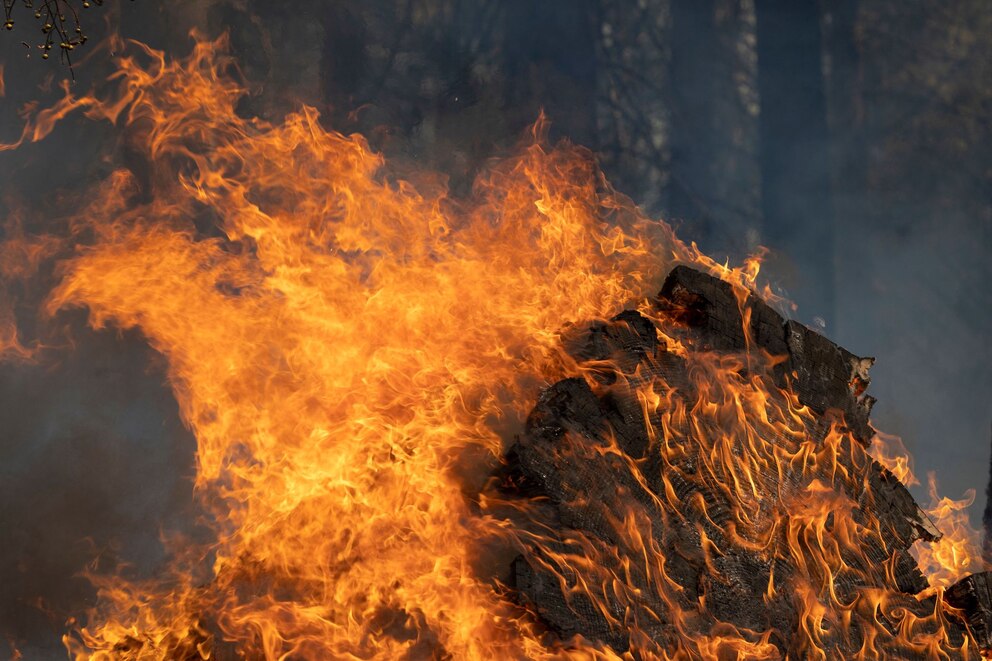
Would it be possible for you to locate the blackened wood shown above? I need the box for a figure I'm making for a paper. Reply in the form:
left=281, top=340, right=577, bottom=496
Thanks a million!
left=946, top=572, right=992, bottom=655
left=659, top=264, right=873, bottom=444
left=657, top=266, right=939, bottom=548
left=502, top=268, right=965, bottom=656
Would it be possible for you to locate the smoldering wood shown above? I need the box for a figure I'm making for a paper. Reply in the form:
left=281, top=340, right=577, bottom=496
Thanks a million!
left=501, top=266, right=972, bottom=657
left=657, top=264, right=938, bottom=544
left=946, top=572, right=992, bottom=655
left=658, top=265, right=874, bottom=444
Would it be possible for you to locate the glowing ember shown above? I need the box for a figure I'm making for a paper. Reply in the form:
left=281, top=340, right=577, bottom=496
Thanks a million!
left=0, top=36, right=984, bottom=660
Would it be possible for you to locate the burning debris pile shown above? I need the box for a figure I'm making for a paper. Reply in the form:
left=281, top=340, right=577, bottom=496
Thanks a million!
left=500, top=265, right=990, bottom=658
left=1, top=37, right=989, bottom=660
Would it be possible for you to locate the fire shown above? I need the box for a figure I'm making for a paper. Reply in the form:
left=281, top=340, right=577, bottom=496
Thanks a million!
left=870, top=432, right=984, bottom=588
left=0, top=35, right=984, bottom=659
left=869, top=430, right=920, bottom=487
left=914, top=474, right=982, bottom=588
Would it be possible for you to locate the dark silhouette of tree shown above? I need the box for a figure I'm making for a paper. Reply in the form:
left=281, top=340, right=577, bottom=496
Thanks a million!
left=984, top=425, right=992, bottom=567
left=319, top=1, right=369, bottom=127
left=668, top=0, right=720, bottom=238
left=501, top=0, right=599, bottom=147
left=755, top=0, right=835, bottom=323
left=2, top=0, right=103, bottom=69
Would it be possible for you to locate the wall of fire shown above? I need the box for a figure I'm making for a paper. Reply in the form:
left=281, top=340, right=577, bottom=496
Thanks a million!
left=0, top=0, right=988, bottom=655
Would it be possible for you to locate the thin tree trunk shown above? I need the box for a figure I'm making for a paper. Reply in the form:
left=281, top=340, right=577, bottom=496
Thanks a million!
left=667, top=0, right=721, bottom=245
left=320, top=2, right=369, bottom=127
left=754, top=0, right=835, bottom=323
left=501, top=0, right=599, bottom=147
left=984, top=423, right=992, bottom=567
left=824, top=0, right=871, bottom=343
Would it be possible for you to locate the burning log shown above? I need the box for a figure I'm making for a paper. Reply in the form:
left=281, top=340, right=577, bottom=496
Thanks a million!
left=657, top=265, right=940, bottom=546
left=502, top=266, right=975, bottom=658
left=946, top=572, right=992, bottom=654
left=11, top=34, right=983, bottom=659
left=659, top=265, right=875, bottom=446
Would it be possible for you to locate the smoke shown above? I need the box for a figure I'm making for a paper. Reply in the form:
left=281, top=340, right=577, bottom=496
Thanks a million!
left=0, top=0, right=989, bottom=654
left=837, top=209, right=991, bottom=520
left=0, top=325, right=198, bottom=656
left=0, top=18, right=200, bottom=653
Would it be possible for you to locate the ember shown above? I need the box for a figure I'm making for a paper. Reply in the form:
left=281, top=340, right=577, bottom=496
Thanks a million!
left=0, top=36, right=987, bottom=660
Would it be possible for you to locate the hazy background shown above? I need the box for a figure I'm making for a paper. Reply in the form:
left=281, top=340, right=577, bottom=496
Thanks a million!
left=1, top=0, right=989, bottom=656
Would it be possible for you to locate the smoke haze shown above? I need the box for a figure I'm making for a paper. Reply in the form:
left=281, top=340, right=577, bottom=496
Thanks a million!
left=0, top=0, right=989, bottom=655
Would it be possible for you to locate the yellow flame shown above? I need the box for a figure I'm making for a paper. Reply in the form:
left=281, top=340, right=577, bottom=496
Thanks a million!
left=0, top=34, right=981, bottom=660
left=913, top=473, right=982, bottom=588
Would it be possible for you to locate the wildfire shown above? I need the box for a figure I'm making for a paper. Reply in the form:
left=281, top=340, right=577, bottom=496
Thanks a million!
left=915, top=474, right=982, bottom=589
left=0, top=35, right=984, bottom=659
left=870, top=432, right=984, bottom=589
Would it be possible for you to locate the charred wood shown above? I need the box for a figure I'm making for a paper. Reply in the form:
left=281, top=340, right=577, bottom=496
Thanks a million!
left=947, top=572, right=992, bottom=656
left=501, top=266, right=969, bottom=657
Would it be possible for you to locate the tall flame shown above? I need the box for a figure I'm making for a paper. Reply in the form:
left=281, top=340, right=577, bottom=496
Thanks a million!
left=870, top=433, right=984, bottom=589
left=0, top=35, right=982, bottom=659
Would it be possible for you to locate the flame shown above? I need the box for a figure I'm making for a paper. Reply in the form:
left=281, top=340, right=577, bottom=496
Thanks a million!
left=870, top=433, right=983, bottom=588
left=913, top=474, right=982, bottom=588
left=0, top=215, right=61, bottom=361
left=0, top=35, right=982, bottom=659
left=868, top=430, right=919, bottom=487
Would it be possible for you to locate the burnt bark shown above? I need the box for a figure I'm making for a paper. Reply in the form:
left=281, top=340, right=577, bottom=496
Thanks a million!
left=500, top=266, right=969, bottom=657
left=947, top=572, right=992, bottom=656
left=658, top=265, right=876, bottom=445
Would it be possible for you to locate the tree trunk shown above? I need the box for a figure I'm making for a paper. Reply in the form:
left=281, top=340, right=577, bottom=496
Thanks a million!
left=984, top=424, right=992, bottom=566
left=500, top=0, right=599, bottom=147
left=754, top=0, right=835, bottom=324
left=667, top=0, right=721, bottom=244
left=319, top=2, right=369, bottom=128
left=823, top=0, right=873, bottom=344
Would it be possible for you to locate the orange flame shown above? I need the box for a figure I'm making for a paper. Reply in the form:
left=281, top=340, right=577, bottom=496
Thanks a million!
left=868, top=430, right=920, bottom=487
left=913, top=474, right=983, bottom=588
left=0, top=34, right=981, bottom=660
left=870, top=433, right=983, bottom=588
